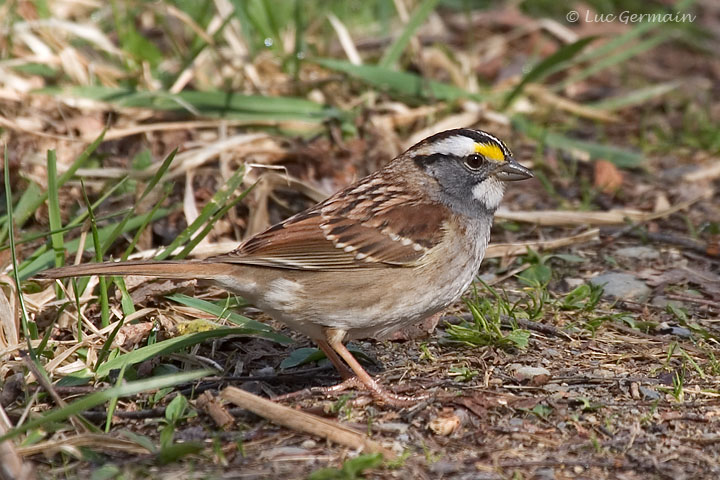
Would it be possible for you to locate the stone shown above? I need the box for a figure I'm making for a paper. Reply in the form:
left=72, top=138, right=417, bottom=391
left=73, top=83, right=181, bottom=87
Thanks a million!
left=651, top=296, right=683, bottom=309
left=614, top=246, right=660, bottom=261
left=639, top=386, right=661, bottom=400
left=590, top=272, right=651, bottom=301
left=511, top=365, right=552, bottom=385
left=430, top=461, right=461, bottom=475
left=656, top=322, right=692, bottom=338
left=534, top=468, right=556, bottom=480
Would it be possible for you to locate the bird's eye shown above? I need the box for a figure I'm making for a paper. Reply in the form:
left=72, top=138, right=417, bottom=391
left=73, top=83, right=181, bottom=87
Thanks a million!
left=464, top=154, right=484, bottom=171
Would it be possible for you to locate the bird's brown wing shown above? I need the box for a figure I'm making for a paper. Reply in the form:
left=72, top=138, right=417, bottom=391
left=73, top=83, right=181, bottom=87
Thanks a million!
left=212, top=186, right=449, bottom=271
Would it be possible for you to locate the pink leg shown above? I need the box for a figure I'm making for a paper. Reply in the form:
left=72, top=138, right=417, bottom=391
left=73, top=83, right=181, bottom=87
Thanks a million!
left=324, top=328, right=430, bottom=407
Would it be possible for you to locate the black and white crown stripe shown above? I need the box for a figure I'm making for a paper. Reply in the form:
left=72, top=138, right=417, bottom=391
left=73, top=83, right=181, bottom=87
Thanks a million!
left=406, top=128, right=513, bottom=160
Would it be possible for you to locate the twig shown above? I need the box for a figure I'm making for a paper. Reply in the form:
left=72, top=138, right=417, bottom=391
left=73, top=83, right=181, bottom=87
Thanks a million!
left=601, top=227, right=718, bottom=258
left=175, top=368, right=342, bottom=396
left=70, top=405, right=300, bottom=422
left=195, top=391, right=234, bottom=430
left=486, top=229, right=599, bottom=258
left=496, top=194, right=704, bottom=226
left=665, top=294, right=720, bottom=309
left=80, top=407, right=167, bottom=421
left=20, top=352, right=88, bottom=433
left=16, top=434, right=149, bottom=457
left=683, top=161, right=720, bottom=182
left=221, top=386, right=396, bottom=459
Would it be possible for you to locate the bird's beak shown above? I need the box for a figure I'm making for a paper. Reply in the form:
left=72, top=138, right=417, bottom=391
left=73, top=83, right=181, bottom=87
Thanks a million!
left=493, top=158, right=533, bottom=182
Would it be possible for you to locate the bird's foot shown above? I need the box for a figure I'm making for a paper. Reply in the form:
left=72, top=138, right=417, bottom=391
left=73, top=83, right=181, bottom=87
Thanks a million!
left=274, top=376, right=430, bottom=407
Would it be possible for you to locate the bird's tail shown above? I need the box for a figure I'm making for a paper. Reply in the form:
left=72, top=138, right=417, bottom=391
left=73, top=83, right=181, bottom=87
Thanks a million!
left=37, top=260, right=226, bottom=280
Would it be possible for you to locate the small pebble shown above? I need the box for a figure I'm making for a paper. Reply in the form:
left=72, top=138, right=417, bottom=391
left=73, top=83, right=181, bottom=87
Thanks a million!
left=615, top=246, right=660, bottom=261
left=254, top=366, right=275, bottom=376
left=639, top=386, right=661, bottom=400
left=545, top=384, right=568, bottom=393
left=508, top=417, right=524, bottom=428
left=535, top=468, right=556, bottom=480
left=511, top=365, right=551, bottom=384
left=543, top=348, right=561, bottom=358
left=300, top=439, right=316, bottom=449
left=430, top=461, right=460, bottom=475
left=656, top=322, right=692, bottom=338
left=651, top=296, right=683, bottom=309
left=590, top=272, right=651, bottom=301
left=375, top=422, right=409, bottom=434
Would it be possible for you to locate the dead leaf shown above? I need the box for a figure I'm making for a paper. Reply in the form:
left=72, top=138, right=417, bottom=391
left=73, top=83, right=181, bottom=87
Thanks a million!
left=654, top=192, right=671, bottom=213
left=0, top=279, right=18, bottom=349
left=113, top=323, right=154, bottom=350
left=428, top=410, right=462, bottom=436
left=594, top=160, right=623, bottom=194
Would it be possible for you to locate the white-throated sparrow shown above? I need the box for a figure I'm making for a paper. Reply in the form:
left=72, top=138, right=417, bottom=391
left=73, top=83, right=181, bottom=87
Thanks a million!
left=40, top=128, right=532, bottom=405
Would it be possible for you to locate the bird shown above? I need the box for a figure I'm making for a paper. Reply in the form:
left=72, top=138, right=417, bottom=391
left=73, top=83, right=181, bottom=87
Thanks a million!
left=39, top=128, right=533, bottom=406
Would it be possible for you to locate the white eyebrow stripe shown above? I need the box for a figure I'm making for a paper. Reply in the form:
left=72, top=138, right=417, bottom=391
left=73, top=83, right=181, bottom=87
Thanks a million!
left=409, top=135, right=478, bottom=157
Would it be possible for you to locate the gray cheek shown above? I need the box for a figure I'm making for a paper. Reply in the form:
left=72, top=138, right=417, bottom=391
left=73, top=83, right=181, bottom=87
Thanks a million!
left=428, top=164, right=492, bottom=218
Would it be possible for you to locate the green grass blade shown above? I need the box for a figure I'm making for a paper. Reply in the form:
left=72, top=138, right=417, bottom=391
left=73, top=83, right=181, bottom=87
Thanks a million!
left=3, top=130, right=106, bottom=241
left=4, top=177, right=129, bottom=257
left=46, top=150, right=65, bottom=299
left=173, top=181, right=255, bottom=259
left=18, top=207, right=173, bottom=280
left=166, top=294, right=291, bottom=342
left=122, top=186, right=171, bottom=260
left=80, top=180, right=110, bottom=327
left=138, top=149, right=176, bottom=202
left=232, top=0, right=281, bottom=54
left=513, top=116, right=644, bottom=168
left=313, top=58, right=483, bottom=102
left=545, top=22, right=659, bottom=80
left=95, top=317, right=126, bottom=370
left=156, top=167, right=245, bottom=260
left=565, top=0, right=695, bottom=69
left=4, top=148, right=37, bottom=345
left=101, top=149, right=178, bottom=259
left=554, top=32, right=671, bottom=92
left=39, top=87, right=338, bottom=122
left=589, top=82, right=679, bottom=111
left=502, top=36, right=597, bottom=109
left=105, top=363, right=128, bottom=433
left=0, top=181, right=43, bottom=243
left=95, top=328, right=276, bottom=377
left=0, top=370, right=211, bottom=443
left=230, top=0, right=259, bottom=56
left=379, top=0, right=440, bottom=68
left=290, top=0, right=304, bottom=78
left=116, top=277, right=135, bottom=316
left=35, top=321, right=54, bottom=358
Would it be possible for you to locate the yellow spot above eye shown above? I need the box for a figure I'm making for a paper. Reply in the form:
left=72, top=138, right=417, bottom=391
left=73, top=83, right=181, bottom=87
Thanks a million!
left=474, top=143, right=505, bottom=163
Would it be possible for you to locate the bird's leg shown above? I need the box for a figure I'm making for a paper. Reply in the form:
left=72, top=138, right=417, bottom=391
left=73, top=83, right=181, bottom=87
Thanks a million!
left=315, top=338, right=355, bottom=380
left=270, top=338, right=360, bottom=402
left=323, top=328, right=429, bottom=407
left=274, top=330, right=431, bottom=406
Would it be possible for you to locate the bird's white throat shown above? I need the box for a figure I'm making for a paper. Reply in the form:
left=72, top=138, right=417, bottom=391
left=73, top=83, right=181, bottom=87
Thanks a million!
left=472, top=177, right=506, bottom=210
